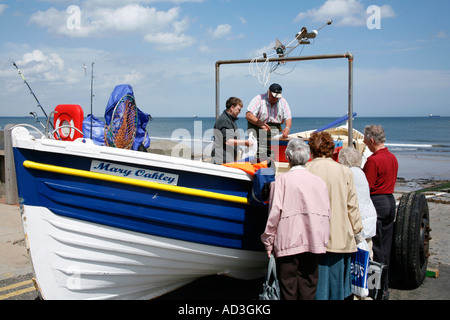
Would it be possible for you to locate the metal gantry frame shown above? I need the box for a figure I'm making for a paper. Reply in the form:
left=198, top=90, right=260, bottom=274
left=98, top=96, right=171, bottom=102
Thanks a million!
left=215, top=53, right=354, bottom=144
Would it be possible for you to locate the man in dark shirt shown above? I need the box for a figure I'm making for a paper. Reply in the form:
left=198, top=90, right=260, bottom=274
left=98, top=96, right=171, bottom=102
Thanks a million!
left=363, top=124, right=399, bottom=300
left=212, top=97, right=253, bottom=164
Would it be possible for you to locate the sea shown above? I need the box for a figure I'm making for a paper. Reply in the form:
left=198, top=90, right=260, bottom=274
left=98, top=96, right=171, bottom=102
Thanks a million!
left=1, top=116, right=450, bottom=181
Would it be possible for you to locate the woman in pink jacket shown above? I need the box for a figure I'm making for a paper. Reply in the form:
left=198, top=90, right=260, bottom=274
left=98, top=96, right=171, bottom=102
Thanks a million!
left=261, top=139, right=331, bottom=300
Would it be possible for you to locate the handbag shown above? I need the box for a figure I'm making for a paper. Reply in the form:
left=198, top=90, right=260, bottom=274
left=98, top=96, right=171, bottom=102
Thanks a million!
left=259, top=255, right=281, bottom=300
left=351, top=239, right=370, bottom=297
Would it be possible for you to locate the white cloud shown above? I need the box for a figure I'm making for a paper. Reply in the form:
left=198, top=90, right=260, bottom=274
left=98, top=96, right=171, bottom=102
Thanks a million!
left=29, top=3, right=195, bottom=51
left=123, top=72, right=145, bottom=84
left=198, top=45, right=211, bottom=53
left=209, top=24, right=232, bottom=39
left=4, top=46, right=111, bottom=113
left=436, top=31, right=448, bottom=39
left=295, top=0, right=395, bottom=27
left=0, top=4, right=8, bottom=14
left=17, top=50, right=65, bottom=82
left=143, top=32, right=194, bottom=50
left=2, top=45, right=215, bottom=117
left=379, top=5, right=396, bottom=19
left=81, top=0, right=205, bottom=8
left=238, top=16, right=247, bottom=25
left=36, top=0, right=205, bottom=7
left=249, top=42, right=276, bottom=59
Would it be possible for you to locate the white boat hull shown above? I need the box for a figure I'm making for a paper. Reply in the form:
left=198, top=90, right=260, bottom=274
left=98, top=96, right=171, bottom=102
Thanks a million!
left=23, top=205, right=267, bottom=300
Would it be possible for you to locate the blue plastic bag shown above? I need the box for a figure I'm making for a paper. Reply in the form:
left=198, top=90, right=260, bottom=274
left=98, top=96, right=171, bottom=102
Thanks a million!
left=82, top=114, right=106, bottom=146
left=351, top=240, right=370, bottom=297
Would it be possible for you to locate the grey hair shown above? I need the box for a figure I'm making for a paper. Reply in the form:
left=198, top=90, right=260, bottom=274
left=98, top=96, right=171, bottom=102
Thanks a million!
left=364, top=125, right=386, bottom=144
left=339, top=147, right=362, bottom=167
left=285, top=138, right=310, bottom=166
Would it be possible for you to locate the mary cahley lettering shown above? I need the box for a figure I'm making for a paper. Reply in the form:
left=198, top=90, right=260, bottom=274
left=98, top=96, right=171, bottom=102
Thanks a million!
left=90, top=160, right=179, bottom=186
left=178, top=304, right=212, bottom=318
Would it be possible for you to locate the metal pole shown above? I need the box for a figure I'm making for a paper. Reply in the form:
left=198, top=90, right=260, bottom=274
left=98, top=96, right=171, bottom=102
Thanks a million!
left=216, top=53, right=351, bottom=66
left=4, top=124, right=19, bottom=204
left=214, top=53, right=355, bottom=143
left=90, top=62, right=94, bottom=139
left=347, top=53, right=354, bottom=147
left=215, top=62, right=220, bottom=119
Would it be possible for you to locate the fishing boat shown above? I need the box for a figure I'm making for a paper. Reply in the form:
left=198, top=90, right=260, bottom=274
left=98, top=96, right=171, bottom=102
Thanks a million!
left=12, top=124, right=269, bottom=300
left=9, top=53, right=431, bottom=300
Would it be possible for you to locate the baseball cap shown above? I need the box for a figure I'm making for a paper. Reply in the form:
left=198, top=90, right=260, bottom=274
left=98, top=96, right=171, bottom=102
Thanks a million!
left=269, top=83, right=282, bottom=99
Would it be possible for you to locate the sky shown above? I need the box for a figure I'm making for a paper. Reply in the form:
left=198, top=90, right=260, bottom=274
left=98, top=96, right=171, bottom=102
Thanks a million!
left=0, top=0, right=449, bottom=118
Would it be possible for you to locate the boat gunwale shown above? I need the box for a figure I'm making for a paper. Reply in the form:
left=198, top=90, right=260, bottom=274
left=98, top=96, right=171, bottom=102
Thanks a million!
left=11, top=128, right=253, bottom=182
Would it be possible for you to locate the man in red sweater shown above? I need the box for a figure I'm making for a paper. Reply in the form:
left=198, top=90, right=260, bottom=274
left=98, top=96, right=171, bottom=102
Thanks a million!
left=363, top=125, right=398, bottom=300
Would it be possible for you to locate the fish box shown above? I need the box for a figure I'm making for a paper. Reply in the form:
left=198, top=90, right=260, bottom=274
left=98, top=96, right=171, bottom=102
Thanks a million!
left=270, top=139, right=291, bottom=162
left=271, top=139, right=344, bottom=163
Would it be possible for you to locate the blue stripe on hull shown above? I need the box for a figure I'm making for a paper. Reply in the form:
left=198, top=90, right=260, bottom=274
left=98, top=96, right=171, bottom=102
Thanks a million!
left=14, top=148, right=267, bottom=251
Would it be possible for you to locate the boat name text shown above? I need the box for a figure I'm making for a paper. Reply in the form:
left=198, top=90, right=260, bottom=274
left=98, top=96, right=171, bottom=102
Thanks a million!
left=91, top=161, right=179, bottom=185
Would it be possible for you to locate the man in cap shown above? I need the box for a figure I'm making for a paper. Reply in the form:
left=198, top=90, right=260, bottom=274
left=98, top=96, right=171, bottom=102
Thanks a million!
left=246, top=83, right=293, bottom=161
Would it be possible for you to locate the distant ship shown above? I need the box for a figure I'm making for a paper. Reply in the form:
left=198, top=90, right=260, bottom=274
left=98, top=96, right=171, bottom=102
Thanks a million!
left=429, top=114, right=441, bottom=118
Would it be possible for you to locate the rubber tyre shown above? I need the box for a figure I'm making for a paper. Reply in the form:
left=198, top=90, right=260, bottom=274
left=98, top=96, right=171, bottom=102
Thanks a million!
left=391, top=192, right=431, bottom=289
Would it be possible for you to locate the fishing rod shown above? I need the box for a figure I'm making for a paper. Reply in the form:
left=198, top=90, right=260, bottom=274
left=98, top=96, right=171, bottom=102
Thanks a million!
left=90, top=62, right=94, bottom=139
left=84, top=61, right=95, bottom=139
left=12, top=61, right=54, bottom=130
left=28, top=111, right=46, bottom=130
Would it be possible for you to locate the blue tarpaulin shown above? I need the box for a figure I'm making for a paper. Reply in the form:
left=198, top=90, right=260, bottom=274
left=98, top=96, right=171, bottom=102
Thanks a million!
left=315, top=112, right=357, bottom=133
left=83, top=84, right=151, bottom=150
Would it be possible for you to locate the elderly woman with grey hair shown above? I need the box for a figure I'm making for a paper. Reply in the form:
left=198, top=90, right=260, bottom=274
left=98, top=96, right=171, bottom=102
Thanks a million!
left=339, top=147, right=377, bottom=259
left=261, top=138, right=331, bottom=300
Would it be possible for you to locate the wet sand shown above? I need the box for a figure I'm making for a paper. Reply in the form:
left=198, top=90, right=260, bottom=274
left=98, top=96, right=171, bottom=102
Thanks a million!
left=395, top=152, right=450, bottom=182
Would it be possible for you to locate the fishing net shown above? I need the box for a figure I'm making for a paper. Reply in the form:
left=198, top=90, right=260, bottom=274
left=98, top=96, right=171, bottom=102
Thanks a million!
left=82, top=84, right=151, bottom=150
left=104, top=94, right=138, bottom=149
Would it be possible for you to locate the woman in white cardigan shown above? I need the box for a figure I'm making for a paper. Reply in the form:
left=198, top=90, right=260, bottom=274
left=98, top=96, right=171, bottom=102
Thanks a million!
left=339, top=147, right=377, bottom=259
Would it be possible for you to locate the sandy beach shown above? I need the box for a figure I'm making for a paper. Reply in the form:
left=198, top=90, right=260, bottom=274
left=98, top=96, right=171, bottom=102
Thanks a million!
left=0, top=199, right=32, bottom=281
left=395, top=153, right=450, bottom=182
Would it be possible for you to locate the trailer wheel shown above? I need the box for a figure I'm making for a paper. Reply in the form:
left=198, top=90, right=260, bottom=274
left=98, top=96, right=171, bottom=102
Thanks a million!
left=391, top=192, right=431, bottom=289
